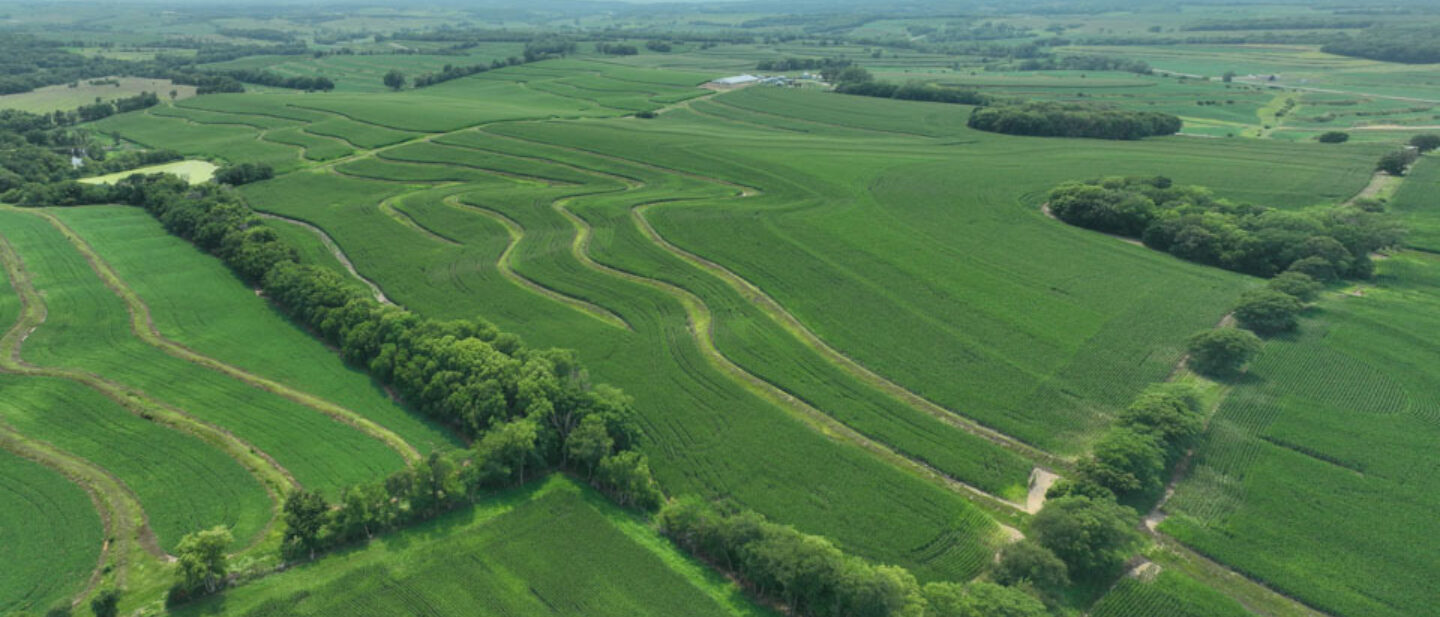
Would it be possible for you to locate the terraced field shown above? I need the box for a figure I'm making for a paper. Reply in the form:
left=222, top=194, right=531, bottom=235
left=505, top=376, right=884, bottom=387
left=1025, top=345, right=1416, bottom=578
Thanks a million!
left=23, top=51, right=1404, bottom=617
left=0, top=449, right=104, bottom=615
left=1160, top=251, right=1440, bottom=617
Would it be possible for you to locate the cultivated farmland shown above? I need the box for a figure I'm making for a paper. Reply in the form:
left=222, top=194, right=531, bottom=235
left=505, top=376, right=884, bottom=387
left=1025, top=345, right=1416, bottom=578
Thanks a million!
left=2, top=3, right=1436, bottom=616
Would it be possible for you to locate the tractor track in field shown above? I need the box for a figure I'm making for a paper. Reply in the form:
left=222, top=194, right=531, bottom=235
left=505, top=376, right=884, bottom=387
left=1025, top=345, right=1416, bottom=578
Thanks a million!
left=26, top=208, right=423, bottom=465
left=0, top=228, right=293, bottom=559
left=440, top=194, right=632, bottom=331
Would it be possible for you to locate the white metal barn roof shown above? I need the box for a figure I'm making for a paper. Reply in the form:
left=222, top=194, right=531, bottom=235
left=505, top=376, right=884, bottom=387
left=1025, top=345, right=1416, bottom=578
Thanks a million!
left=712, top=74, right=760, bottom=85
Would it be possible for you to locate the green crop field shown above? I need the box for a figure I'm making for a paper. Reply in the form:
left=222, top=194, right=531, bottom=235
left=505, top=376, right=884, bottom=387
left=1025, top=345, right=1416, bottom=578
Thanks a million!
left=1390, top=157, right=1440, bottom=252
left=173, top=477, right=768, bottom=617
left=1089, top=570, right=1257, bottom=617
left=0, top=449, right=104, bottom=615
left=4, top=3, right=1439, bottom=616
left=1160, top=251, right=1440, bottom=617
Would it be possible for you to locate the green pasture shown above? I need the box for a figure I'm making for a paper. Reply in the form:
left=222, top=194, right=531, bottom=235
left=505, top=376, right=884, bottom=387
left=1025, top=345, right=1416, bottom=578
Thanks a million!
left=1162, top=251, right=1440, bottom=617
left=174, top=477, right=767, bottom=617
left=0, top=77, right=194, bottom=113
left=78, top=160, right=218, bottom=185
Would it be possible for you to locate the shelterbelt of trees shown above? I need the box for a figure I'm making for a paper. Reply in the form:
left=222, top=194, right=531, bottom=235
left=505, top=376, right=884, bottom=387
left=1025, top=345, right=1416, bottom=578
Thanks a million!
left=1321, top=25, right=1440, bottom=64
left=1048, top=176, right=1405, bottom=278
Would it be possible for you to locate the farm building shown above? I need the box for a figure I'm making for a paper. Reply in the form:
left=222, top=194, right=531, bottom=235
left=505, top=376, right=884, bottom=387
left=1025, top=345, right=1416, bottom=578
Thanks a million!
left=711, top=74, right=760, bottom=86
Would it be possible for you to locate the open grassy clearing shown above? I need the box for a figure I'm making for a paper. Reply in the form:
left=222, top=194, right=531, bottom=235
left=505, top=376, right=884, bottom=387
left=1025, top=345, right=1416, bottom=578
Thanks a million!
left=0, top=445, right=104, bottom=614
left=173, top=477, right=767, bottom=617
left=0, top=209, right=409, bottom=498
left=78, top=160, right=218, bottom=185
left=1160, top=251, right=1440, bottom=617
left=0, top=77, right=193, bottom=113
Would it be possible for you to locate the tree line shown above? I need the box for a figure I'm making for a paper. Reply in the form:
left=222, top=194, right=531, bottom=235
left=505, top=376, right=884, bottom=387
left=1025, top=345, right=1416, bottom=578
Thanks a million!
left=658, top=499, right=1048, bottom=617
left=219, top=69, right=334, bottom=92
left=992, top=53, right=1152, bottom=74
left=968, top=103, right=1182, bottom=140
left=74, top=91, right=161, bottom=122
left=1321, top=26, right=1440, bottom=64
left=1047, top=176, right=1404, bottom=277
left=828, top=66, right=991, bottom=105
left=755, top=57, right=852, bottom=72
left=595, top=42, right=639, bottom=56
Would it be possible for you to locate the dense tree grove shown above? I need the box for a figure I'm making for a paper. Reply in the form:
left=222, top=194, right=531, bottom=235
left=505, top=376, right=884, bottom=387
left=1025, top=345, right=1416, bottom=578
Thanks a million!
left=169, top=526, right=233, bottom=603
left=221, top=69, right=334, bottom=91
left=1052, top=383, right=1204, bottom=503
left=594, top=42, right=639, bottom=55
left=969, top=103, right=1182, bottom=140
left=1322, top=26, right=1440, bottom=64
left=1316, top=131, right=1350, bottom=143
left=212, top=162, right=275, bottom=186
left=1186, top=328, right=1262, bottom=378
left=1376, top=149, right=1417, bottom=176
left=412, top=63, right=491, bottom=88
left=1232, top=288, right=1304, bottom=335
left=62, top=175, right=665, bottom=568
left=383, top=69, right=406, bottom=91
left=1047, top=176, right=1404, bottom=278
left=836, top=80, right=990, bottom=105
left=1411, top=134, right=1440, bottom=153
left=1027, top=497, right=1142, bottom=578
left=657, top=498, right=1045, bottom=617
left=0, top=107, right=184, bottom=194
left=755, top=57, right=851, bottom=72
left=1002, top=53, right=1151, bottom=74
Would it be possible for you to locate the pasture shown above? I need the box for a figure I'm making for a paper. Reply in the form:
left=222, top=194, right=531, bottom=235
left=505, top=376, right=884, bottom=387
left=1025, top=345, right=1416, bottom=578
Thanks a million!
left=0, top=77, right=193, bottom=113
left=79, top=160, right=218, bottom=185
